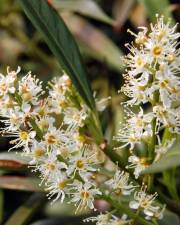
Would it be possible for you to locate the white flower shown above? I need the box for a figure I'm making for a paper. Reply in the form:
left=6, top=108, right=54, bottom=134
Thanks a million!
left=0, top=66, right=19, bottom=96
left=129, top=185, right=164, bottom=220
left=153, top=105, right=180, bottom=134
left=110, top=214, right=131, bottom=225
left=44, top=125, right=65, bottom=149
left=145, top=15, right=179, bottom=64
left=26, top=140, right=46, bottom=164
left=84, top=213, right=110, bottom=225
left=47, top=94, right=66, bottom=114
left=127, top=155, right=149, bottom=179
left=63, top=106, right=87, bottom=128
left=18, top=72, right=44, bottom=105
left=69, top=180, right=101, bottom=213
left=153, top=64, right=180, bottom=108
left=121, top=74, right=150, bottom=106
left=114, top=107, right=153, bottom=150
left=8, top=129, right=36, bottom=151
left=67, top=145, right=97, bottom=180
left=105, top=169, right=136, bottom=195
left=124, top=44, right=151, bottom=77
left=36, top=116, right=55, bottom=132
left=48, top=74, right=72, bottom=114
left=155, top=136, right=175, bottom=161
left=46, top=172, right=69, bottom=203
left=49, top=74, right=72, bottom=96
left=95, top=96, right=111, bottom=112
left=37, top=151, right=67, bottom=183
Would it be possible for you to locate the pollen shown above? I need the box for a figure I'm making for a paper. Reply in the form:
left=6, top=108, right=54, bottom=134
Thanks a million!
left=47, top=134, right=57, bottom=145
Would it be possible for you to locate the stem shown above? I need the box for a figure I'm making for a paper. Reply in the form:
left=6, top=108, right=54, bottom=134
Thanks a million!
left=133, top=208, right=141, bottom=225
left=29, top=118, right=44, bottom=141
left=105, top=145, right=126, bottom=170
left=86, top=111, right=104, bottom=144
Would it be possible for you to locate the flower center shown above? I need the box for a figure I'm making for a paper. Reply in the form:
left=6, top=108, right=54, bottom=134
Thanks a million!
left=160, top=79, right=169, bottom=88
left=136, top=57, right=144, bottom=66
left=76, top=160, right=84, bottom=169
left=58, top=181, right=66, bottom=190
left=80, top=191, right=89, bottom=199
left=33, top=148, right=44, bottom=158
left=47, top=163, right=56, bottom=171
left=19, top=131, right=29, bottom=141
left=22, top=92, right=32, bottom=101
left=47, top=134, right=57, bottom=145
left=153, top=46, right=162, bottom=56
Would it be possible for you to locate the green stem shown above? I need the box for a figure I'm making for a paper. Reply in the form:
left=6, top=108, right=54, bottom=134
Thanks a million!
left=29, top=118, right=44, bottom=141
left=86, top=111, right=103, bottom=144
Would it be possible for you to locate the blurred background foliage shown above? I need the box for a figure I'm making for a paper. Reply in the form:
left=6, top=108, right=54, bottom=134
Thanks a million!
left=0, top=0, right=179, bottom=224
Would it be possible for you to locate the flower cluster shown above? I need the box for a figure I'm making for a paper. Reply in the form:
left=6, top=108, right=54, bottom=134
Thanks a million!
left=0, top=66, right=165, bottom=222
left=115, top=15, right=180, bottom=178
left=0, top=67, right=102, bottom=212
left=1, top=15, right=177, bottom=224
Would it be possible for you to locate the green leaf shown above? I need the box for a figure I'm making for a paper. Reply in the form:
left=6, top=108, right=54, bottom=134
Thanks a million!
left=62, top=13, right=123, bottom=72
left=158, top=210, right=180, bottom=225
left=0, top=152, right=29, bottom=170
left=52, top=0, right=114, bottom=25
left=0, top=176, right=44, bottom=192
left=138, top=0, right=174, bottom=23
left=19, top=0, right=95, bottom=110
left=142, top=140, right=180, bottom=174
left=4, top=193, right=45, bottom=225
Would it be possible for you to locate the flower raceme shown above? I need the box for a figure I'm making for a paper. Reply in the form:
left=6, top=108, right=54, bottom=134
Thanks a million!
left=115, top=15, right=180, bottom=179
left=0, top=15, right=178, bottom=224
left=0, top=67, right=101, bottom=210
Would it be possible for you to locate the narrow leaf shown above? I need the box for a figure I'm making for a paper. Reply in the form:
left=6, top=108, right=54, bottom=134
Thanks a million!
left=62, top=13, right=123, bottom=72
left=4, top=193, right=45, bottom=225
left=19, top=0, right=95, bottom=109
left=0, top=152, right=29, bottom=170
left=0, top=176, right=44, bottom=192
left=158, top=210, right=180, bottom=225
left=142, top=140, right=180, bottom=174
left=52, top=0, right=114, bottom=25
